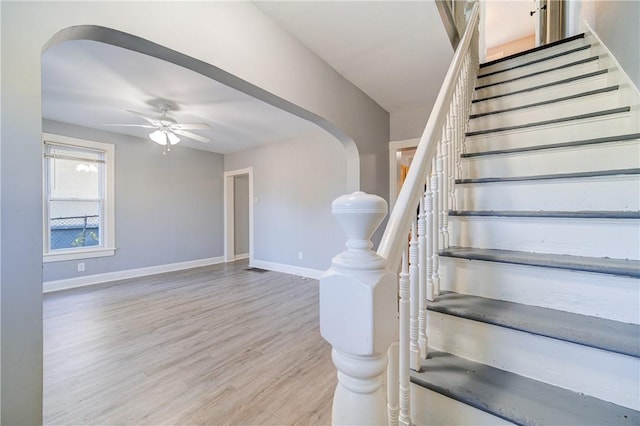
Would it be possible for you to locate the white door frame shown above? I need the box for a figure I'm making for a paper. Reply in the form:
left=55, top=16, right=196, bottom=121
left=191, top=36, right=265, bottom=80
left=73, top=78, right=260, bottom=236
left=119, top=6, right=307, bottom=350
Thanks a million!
left=223, top=167, right=254, bottom=263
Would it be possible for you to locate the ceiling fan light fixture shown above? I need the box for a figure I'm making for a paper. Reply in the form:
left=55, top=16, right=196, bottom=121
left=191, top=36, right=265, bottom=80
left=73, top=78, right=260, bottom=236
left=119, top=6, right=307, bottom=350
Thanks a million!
left=149, top=130, right=168, bottom=145
left=167, top=131, right=180, bottom=145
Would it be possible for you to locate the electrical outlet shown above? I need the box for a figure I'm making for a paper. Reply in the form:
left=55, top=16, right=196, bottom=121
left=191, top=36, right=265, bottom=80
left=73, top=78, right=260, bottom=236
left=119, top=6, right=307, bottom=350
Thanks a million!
left=77, top=262, right=85, bottom=272
left=298, top=252, right=303, bottom=261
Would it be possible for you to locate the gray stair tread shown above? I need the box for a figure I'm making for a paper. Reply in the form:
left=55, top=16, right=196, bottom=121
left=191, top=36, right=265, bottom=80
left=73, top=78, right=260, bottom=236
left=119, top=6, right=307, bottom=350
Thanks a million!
left=476, top=55, right=599, bottom=90
left=469, top=85, right=619, bottom=119
left=411, top=350, right=640, bottom=426
left=473, top=69, right=609, bottom=103
left=440, top=247, right=640, bottom=278
left=428, top=291, right=640, bottom=357
left=456, top=168, right=640, bottom=184
left=449, top=210, right=640, bottom=219
left=480, top=33, right=586, bottom=69
left=462, top=133, right=640, bottom=157
left=466, top=107, right=631, bottom=137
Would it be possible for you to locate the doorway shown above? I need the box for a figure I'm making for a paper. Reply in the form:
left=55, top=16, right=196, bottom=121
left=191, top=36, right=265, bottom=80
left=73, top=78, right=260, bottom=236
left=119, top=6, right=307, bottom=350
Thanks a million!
left=224, top=168, right=254, bottom=263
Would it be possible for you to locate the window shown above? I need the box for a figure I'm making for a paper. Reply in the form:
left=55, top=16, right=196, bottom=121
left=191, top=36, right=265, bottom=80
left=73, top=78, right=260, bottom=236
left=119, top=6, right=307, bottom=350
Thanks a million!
left=43, top=133, right=115, bottom=262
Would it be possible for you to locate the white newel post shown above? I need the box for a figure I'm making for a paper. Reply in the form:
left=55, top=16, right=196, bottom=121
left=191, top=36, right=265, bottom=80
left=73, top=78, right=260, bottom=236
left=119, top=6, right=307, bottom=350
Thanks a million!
left=320, top=191, right=398, bottom=426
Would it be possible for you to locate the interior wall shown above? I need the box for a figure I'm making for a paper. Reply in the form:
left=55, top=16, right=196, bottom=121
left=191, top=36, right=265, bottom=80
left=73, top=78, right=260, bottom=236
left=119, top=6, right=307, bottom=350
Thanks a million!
left=0, top=2, right=390, bottom=422
left=233, top=174, right=250, bottom=256
left=390, top=106, right=432, bottom=141
left=42, top=121, right=224, bottom=282
left=593, top=1, right=640, bottom=91
left=224, top=133, right=348, bottom=272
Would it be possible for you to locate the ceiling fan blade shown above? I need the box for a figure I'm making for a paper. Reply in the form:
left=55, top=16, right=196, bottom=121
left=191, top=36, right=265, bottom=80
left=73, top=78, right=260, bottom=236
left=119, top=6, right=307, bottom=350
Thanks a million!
left=173, top=129, right=210, bottom=143
left=171, top=123, right=211, bottom=130
left=103, top=124, right=156, bottom=128
left=126, top=110, right=162, bottom=127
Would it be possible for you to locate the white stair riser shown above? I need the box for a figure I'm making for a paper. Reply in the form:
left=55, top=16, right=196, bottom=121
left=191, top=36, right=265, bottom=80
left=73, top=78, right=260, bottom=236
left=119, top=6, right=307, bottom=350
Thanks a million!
left=475, top=62, right=601, bottom=100
left=461, top=141, right=640, bottom=179
left=448, top=216, right=640, bottom=259
left=454, top=177, right=640, bottom=212
left=468, top=90, right=625, bottom=132
left=479, top=39, right=588, bottom=75
left=471, top=73, right=611, bottom=115
left=410, top=384, right=514, bottom=426
left=427, top=311, right=640, bottom=410
left=478, top=48, right=594, bottom=86
left=465, top=114, right=639, bottom=152
left=440, top=257, right=640, bottom=324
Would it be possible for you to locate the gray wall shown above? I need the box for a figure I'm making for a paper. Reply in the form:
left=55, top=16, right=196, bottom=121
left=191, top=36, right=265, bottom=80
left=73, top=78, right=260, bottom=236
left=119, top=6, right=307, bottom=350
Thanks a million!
left=225, top=133, right=348, bottom=271
left=42, top=121, right=224, bottom=282
left=594, top=1, right=640, bottom=91
left=390, top=106, right=432, bottom=141
left=233, top=174, right=250, bottom=256
left=1, top=2, right=388, bottom=422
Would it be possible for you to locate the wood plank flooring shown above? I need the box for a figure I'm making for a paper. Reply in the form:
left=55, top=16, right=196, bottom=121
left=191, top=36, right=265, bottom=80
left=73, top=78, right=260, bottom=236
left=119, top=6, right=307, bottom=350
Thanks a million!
left=43, top=261, right=335, bottom=425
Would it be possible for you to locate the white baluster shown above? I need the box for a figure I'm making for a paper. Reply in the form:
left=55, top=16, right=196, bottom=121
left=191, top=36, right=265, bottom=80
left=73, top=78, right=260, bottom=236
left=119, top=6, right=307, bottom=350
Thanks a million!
left=387, top=342, right=399, bottom=426
left=431, top=157, right=441, bottom=297
left=409, top=219, right=421, bottom=372
left=425, top=176, right=435, bottom=302
left=320, top=192, right=397, bottom=426
left=417, top=194, right=428, bottom=358
left=439, top=124, right=450, bottom=249
left=398, top=248, right=411, bottom=426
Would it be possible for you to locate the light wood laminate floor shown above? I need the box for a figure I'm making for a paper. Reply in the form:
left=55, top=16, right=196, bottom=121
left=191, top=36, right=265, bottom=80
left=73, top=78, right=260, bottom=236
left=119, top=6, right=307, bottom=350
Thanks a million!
left=44, top=261, right=335, bottom=425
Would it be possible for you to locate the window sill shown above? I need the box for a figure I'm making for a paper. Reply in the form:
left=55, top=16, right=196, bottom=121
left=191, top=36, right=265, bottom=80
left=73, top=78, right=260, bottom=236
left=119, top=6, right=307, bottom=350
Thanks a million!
left=43, top=247, right=116, bottom=263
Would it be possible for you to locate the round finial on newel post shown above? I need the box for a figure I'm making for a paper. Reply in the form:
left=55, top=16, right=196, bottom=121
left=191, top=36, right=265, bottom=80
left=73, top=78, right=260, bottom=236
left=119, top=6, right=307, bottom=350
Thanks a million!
left=331, top=191, right=388, bottom=271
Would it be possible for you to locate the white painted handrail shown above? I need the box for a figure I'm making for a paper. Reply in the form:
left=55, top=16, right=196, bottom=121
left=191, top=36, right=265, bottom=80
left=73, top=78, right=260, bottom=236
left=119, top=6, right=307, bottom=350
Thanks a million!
left=377, top=2, right=480, bottom=271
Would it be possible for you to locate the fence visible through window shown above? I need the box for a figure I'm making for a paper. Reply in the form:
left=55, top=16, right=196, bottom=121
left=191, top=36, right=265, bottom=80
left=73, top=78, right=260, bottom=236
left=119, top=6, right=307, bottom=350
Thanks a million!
left=50, top=215, right=100, bottom=250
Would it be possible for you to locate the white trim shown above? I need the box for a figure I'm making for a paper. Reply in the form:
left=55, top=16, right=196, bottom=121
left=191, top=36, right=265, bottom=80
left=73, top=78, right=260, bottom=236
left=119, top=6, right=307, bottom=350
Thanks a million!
left=388, top=138, right=420, bottom=210
left=250, top=259, right=323, bottom=280
left=224, top=167, right=254, bottom=264
left=43, top=256, right=225, bottom=293
left=43, top=247, right=116, bottom=263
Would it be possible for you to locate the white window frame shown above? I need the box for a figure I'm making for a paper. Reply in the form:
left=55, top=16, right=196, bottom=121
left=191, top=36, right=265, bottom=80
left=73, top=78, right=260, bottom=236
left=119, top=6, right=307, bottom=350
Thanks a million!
left=43, top=133, right=116, bottom=263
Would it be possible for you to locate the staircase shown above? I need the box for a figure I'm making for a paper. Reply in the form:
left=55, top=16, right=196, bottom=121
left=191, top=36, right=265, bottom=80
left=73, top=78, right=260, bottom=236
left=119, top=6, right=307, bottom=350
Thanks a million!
left=410, top=33, right=640, bottom=425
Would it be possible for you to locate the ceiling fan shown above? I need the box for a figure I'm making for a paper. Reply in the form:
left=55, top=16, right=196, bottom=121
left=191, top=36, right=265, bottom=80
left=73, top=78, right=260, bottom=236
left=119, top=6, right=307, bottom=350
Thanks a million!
left=106, top=105, right=211, bottom=150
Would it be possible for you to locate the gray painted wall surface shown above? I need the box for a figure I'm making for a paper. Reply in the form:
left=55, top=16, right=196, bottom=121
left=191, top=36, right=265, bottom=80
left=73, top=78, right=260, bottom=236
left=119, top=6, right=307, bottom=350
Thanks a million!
left=233, top=174, right=250, bottom=256
left=1, top=3, right=389, bottom=421
left=594, top=1, right=640, bottom=91
left=225, top=134, right=348, bottom=271
left=42, top=121, right=224, bottom=282
left=390, top=106, right=432, bottom=141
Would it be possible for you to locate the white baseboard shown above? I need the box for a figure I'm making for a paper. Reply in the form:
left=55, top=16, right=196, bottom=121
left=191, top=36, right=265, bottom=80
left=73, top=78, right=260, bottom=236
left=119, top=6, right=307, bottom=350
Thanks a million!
left=233, top=253, right=249, bottom=261
left=43, top=256, right=225, bottom=293
left=250, top=259, right=324, bottom=280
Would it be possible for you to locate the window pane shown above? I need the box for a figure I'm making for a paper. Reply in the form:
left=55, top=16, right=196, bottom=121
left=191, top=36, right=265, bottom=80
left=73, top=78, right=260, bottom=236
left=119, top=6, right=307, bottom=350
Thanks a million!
left=49, top=201, right=100, bottom=250
left=48, top=156, right=101, bottom=199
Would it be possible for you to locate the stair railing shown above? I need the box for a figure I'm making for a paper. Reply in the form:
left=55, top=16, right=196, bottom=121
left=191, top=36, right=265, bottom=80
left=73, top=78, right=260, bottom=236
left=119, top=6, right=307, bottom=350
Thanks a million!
left=320, top=2, right=479, bottom=424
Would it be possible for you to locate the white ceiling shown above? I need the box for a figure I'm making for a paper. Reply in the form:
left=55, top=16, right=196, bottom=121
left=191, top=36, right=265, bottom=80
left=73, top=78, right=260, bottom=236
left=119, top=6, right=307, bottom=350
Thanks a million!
left=255, top=1, right=453, bottom=113
left=41, top=1, right=531, bottom=154
left=42, top=40, right=326, bottom=154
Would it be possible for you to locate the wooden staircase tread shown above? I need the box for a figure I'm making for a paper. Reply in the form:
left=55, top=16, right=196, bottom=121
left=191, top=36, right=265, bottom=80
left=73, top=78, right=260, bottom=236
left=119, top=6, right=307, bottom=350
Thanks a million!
left=469, top=85, right=619, bottom=119
left=478, top=44, right=592, bottom=79
left=427, top=291, right=640, bottom=357
left=480, top=33, right=586, bottom=69
left=411, top=350, right=640, bottom=426
left=476, top=55, right=599, bottom=90
left=449, top=210, right=640, bottom=219
left=473, top=69, right=609, bottom=103
left=440, top=247, right=640, bottom=278
left=455, top=168, right=640, bottom=184
left=462, top=132, right=639, bottom=157
left=466, top=106, right=631, bottom=137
